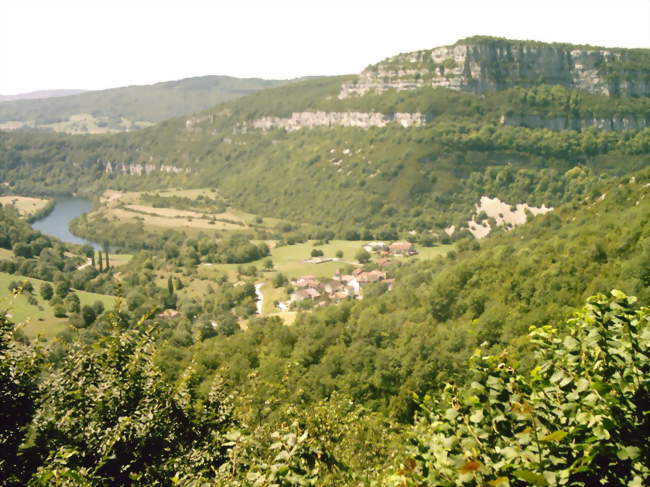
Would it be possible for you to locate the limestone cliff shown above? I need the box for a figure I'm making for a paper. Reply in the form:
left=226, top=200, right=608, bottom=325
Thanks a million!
left=340, top=37, right=650, bottom=99
left=103, top=161, right=190, bottom=176
left=248, top=111, right=425, bottom=131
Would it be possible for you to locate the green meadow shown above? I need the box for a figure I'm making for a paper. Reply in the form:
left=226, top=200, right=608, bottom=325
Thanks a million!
left=0, top=272, right=116, bottom=340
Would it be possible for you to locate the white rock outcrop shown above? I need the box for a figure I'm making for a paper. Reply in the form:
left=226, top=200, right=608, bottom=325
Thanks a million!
left=103, top=161, right=190, bottom=176
left=249, top=111, right=425, bottom=131
left=468, top=196, right=553, bottom=239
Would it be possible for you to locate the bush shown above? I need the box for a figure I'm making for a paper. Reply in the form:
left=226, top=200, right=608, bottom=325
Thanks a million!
left=53, top=305, right=67, bottom=318
left=40, top=282, right=53, bottom=301
left=355, top=249, right=371, bottom=264
left=65, top=293, right=80, bottom=313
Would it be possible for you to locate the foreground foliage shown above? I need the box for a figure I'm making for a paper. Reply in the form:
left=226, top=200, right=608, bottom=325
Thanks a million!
left=390, top=291, right=650, bottom=486
left=28, top=310, right=234, bottom=486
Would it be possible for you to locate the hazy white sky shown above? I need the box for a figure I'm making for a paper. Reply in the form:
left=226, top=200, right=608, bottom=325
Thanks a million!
left=1, top=0, right=649, bottom=94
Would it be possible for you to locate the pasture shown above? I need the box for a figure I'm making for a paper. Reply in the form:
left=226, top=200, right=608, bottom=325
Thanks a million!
left=0, top=272, right=116, bottom=340
left=0, top=195, right=50, bottom=216
left=92, top=188, right=290, bottom=235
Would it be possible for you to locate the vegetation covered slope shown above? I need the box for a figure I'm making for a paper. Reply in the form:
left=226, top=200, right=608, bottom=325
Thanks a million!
left=155, top=168, right=650, bottom=423
left=1, top=38, right=650, bottom=237
left=0, top=75, right=287, bottom=133
left=0, top=171, right=648, bottom=486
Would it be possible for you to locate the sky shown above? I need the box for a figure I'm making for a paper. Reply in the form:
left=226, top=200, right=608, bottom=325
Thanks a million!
left=1, top=0, right=649, bottom=95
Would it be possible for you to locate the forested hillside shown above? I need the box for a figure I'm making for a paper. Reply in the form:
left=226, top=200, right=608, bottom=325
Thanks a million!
left=1, top=165, right=648, bottom=486
left=1, top=35, right=649, bottom=485
left=1, top=38, right=650, bottom=239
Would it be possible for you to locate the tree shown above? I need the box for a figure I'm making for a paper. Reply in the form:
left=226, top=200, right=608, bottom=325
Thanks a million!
left=390, top=291, right=650, bottom=486
left=167, top=275, right=174, bottom=296
left=55, top=281, right=70, bottom=299
left=273, top=272, right=288, bottom=288
left=12, top=242, right=32, bottom=259
left=355, top=249, right=371, bottom=264
left=21, top=280, right=34, bottom=294
left=30, top=316, right=235, bottom=485
left=263, top=259, right=274, bottom=271
left=40, top=282, right=53, bottom=301
left=97, top=251, right=103, bottom=272
left=0, top=314, right=41, bottom=484
left=80, top=244, right=94, bottom=258
left=53, top=305, right=67, bottom=318
left=64, top=293, right=80, bottom=313
left=92, top=300, right=105, bottom=317
left=310, top=248, right=324, bottom=258
left=81, top=305, right=96, bottom=327
left=336, top=250, right=344, bottom=259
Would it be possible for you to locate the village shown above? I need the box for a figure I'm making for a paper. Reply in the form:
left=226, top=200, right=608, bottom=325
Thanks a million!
left=278, top=240, right=417, bottom=311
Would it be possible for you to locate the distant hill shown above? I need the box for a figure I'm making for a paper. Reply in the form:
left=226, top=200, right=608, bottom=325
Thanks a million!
left=0, top=89, right=86, bottom=102
left=0, top=75, right=287, bottom=133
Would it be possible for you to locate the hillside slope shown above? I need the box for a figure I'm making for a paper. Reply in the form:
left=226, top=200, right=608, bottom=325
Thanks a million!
left=1, top=37, right=649, bottom=239
left=0, top=90, right=86, bottom=102
left=166, top=166, right=650, bottom=421
left=0, top=75, right=287, bottom=133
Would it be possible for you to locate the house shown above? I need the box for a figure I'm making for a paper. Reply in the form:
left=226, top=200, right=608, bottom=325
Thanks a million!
left=356, top=270, right=387, bottom=284
left=295, top=275, right=321, bottom=288
left=304, top=288, right=321, bottom=299
left=333, top=291, right=350, bottom=300
left=290, top=289, right=313, bottom=303
left=324, top=279, right=344, bottom=294
left=363, top=241, right=388, bottom=253
left=376, top=258, right=392, bottom=268
left=389, top=241, right=417, bottom=256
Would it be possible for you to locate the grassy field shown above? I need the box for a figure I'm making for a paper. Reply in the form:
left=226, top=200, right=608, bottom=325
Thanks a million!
left=0, top=114, right=152, bottom=134
left=0, top=195, right=50, bottom=216
left=201, top=240, right=454, bottom=281
left=93, top=188, right=291, bottom=235
left=198, top=240, right=455, bottom=316
left=409, top=244, right=455, bottom=260
left=0, top=272, right=116, bottom=340
left=0, top=248, right=13, bottom=259
left=107, top=253, right=133, bottom=267
left=154, top=271, right=219, bottom=302
left=260, top=281, right=288, bottom=314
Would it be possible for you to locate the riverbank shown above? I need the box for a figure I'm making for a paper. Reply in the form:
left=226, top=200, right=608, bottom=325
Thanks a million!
left=30, top=198, right=101, bottom=249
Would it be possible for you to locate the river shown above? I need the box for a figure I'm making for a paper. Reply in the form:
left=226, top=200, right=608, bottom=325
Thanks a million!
left=31, top=199, right=101, bottom=249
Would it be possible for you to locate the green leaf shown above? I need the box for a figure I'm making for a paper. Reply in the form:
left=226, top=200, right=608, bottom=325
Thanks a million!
left=514, top=470, right=549, bottom=486
left=617, top=446, right=640, bottom=460
left=470, top=409, right=484, bottom=423
left=541, top=430, right=567, bottom=442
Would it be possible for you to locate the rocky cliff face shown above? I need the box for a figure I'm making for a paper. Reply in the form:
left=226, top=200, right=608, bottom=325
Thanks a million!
left=501, top=114, right=649, bottom=131
left=340, top=38, right=650, bottom=99
left=248, top=111, right=425, bottom=131
left=103, top=161, right=190, bottom=176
